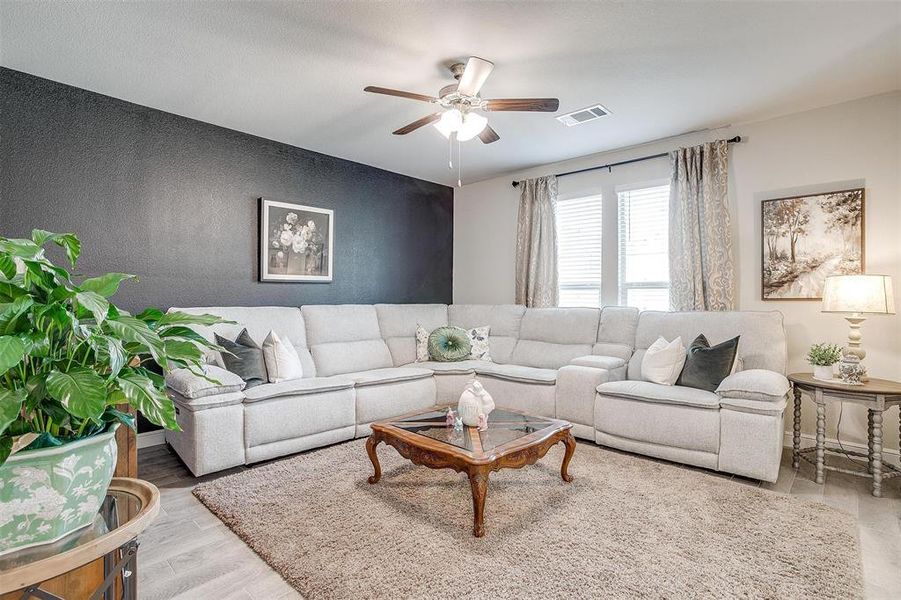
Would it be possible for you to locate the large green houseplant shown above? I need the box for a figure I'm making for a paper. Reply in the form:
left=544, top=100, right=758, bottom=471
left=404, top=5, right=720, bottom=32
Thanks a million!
left=0, top=230, right=224, bottom=554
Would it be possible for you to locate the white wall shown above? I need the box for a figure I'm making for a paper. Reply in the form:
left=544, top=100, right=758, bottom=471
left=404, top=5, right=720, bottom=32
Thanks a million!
left=454, top=92, right=901, bottom=452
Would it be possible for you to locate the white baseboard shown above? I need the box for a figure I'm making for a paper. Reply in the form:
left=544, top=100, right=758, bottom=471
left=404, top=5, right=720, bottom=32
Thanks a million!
left=782, top=431, right=900, bottom=467
left=138, top=429, right=166, bottom=449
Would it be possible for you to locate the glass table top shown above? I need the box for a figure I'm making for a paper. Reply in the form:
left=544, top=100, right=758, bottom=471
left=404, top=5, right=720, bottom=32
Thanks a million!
left=0, top=487, right=142, bottom=572
left=391, top=407, right=556, bottom=454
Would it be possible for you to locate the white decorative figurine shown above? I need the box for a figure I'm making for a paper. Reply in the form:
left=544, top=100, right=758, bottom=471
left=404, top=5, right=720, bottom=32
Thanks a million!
left=457, top=380, right=495, bottom=427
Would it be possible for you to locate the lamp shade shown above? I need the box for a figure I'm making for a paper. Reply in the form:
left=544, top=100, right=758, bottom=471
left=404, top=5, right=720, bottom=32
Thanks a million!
left=821, top=274, right=895, bottom=314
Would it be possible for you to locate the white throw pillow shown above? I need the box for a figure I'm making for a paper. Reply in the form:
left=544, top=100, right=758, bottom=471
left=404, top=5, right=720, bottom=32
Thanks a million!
left=641, top=336, right=686, bottom=386
left=262, top=331, right=304, bottom=383
left=467, top=325, right=491, bottom=361
left=415, top=325, right=430, bottom=362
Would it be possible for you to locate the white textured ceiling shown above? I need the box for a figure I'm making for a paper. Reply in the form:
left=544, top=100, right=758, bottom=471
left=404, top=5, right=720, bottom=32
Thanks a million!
left=2, top=1, right=899, bottom=186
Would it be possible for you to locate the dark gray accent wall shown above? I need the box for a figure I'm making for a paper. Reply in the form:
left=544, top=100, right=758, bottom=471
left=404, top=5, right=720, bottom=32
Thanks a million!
left=0, top=68, right=453, bottom=313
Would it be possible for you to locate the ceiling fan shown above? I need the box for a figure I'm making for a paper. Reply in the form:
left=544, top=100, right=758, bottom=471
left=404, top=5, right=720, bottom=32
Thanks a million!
left=364, top=57, right=559, bottom=145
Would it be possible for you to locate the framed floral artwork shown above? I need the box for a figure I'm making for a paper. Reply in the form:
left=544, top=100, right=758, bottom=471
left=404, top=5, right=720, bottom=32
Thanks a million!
left=259, top=198, right=333, bottom=282
left=761, top=188, right=864, bottom=300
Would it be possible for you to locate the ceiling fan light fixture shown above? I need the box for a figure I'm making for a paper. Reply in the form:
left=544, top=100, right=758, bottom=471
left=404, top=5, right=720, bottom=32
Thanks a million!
left=456, top=112, right=488, bottom=142
left=434, top=109, right=463, bottom=138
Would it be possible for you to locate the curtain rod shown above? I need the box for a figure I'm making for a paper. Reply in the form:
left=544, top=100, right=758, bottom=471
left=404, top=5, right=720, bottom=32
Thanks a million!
left=511, top=135, right=741, bottom=188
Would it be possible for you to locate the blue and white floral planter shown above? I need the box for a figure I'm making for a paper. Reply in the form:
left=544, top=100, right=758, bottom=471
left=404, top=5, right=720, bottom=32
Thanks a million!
left=0, top=425, right=118, bottom=555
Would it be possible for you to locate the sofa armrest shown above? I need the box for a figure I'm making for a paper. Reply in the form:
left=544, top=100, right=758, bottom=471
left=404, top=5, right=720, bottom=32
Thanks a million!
left=719, top=396, right=787, bottom=416
left=569, top=355, right=626, bottom=370
left=165, top=364, right=245, bottom=399
left=716, top=369, right=789, bottom=403
left=167, top=389, right=246, bottom=412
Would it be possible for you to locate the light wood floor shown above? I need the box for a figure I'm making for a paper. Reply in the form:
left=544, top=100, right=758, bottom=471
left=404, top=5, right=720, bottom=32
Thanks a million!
left=136, top=442, right=900, bottom=600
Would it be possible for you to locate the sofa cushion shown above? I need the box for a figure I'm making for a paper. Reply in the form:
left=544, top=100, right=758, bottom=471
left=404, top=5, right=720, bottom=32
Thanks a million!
left=302, top=304, right=383, bottom=345
left=168, top=306, right=315, bottom=377
left=569, top=355, right=627, bottom=370
left=262, top=330, right=304, bottom=383
left=405, top=360, right=485, bottom=374
left=311, top=340, right=394, bottom=378
left=448, top=304, right=525, bottom=364
left=243, top=377, right=355, bottom=403
left=165, top=365, right=245, bottom=399
left=593, top=306, right=639, bottom=360
left=216, top=329, right=268, bottom=388
left=510, top=307, right=599, bottom=369
left=596, top=380, right=720, bottom=408
left=342, top=367, right=433, bottom=387
left=676, top=334, right=740, bottom=392
left=302, top=305, right=394, bottom=376
left=475, top=363, right=557, bottom=385
left=375, top=304, right=448, bottom=366
left=628, top=310, right=786, bottom=379
left=466, top=325, right=491, bottom=361
left=716, top=369, right=790, bottom=403
left=641, top=336, right=686, bottom=385
left=595, top=394, right=720, bottom=453
left=428, top=326, right=472, bottom=361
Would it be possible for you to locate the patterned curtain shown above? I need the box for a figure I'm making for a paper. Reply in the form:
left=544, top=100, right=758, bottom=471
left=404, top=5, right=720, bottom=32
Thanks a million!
left=668, top=140, right=735, bottom=311
left=515, top=175, right=559, bottom=307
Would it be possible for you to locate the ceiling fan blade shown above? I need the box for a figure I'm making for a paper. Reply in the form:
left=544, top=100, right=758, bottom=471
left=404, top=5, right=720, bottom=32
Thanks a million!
left=456, top=57, right=494, bottom=96
left=392, top=113, right=442, bottom=135
left=484, top=98, right=560, bottom=112
left=364, top=86, right=438, bottom=103
left=479, top=125, right=500, bottom=144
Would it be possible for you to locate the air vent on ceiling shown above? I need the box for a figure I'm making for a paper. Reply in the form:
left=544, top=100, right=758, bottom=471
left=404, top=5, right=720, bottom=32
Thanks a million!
left=556, top=104, right=610, bottom=127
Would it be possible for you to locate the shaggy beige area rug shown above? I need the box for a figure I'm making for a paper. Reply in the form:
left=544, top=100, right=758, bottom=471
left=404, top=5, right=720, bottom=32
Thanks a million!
left=193, top=439, right=863, bottom=599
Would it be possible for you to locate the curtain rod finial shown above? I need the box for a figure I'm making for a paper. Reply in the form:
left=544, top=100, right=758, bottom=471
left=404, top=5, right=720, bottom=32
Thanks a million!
left=512, top=181, right=520, bottom=188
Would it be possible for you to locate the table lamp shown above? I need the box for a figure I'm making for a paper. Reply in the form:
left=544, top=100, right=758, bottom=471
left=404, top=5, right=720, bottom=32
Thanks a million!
left=821, top=274, right=895, bottom=380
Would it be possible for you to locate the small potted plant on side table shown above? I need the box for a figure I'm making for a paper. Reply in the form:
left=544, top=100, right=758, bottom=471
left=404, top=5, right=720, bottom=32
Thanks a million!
left=807, top=343, right=842, bottom=381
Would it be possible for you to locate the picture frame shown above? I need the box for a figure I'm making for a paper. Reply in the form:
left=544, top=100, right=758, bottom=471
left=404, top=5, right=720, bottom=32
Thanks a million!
left=760, top=188, right=864, bottom=301
left=259, top=198, right=334, bottom=282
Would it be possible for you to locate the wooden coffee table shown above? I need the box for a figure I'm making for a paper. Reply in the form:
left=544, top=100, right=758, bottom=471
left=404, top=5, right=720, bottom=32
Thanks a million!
left=365, top=405, right=576, bottom=537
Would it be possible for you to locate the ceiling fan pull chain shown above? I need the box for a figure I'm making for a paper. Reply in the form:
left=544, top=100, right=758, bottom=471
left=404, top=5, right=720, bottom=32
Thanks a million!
left=457, top=138, right=462, bottom=187
left=448, top=132, right=453, bottom=169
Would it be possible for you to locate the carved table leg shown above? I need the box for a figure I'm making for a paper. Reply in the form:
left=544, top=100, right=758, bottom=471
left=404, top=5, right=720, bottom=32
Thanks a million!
left=366, top=434, right=382, bottom=484
left=867, top=410, right=874, bottom=474
left=468, top=467, right=490, bottom=538
left=560, top=431, right=576, bottom=482
left=871, top=408, right=883, bottom=498
left=815, top=391, right=826, bottom=484
left=792, top=386, right=802, bottom=468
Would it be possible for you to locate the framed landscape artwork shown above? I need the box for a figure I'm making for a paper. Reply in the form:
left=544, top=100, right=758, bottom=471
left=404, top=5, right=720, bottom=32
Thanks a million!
left=259, top=198, right=334, bottom=282
left=761, top=188, right=864, bottom=300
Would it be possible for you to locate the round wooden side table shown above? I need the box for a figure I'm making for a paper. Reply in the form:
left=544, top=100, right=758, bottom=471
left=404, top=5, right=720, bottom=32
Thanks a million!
left=0, top=478, right=160, bottom=599
left=788, top=373, right=901, bottom=497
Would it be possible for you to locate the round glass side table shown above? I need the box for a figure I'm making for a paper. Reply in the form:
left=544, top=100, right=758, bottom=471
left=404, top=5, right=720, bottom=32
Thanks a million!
left=0, top=478, right=160, bottom=599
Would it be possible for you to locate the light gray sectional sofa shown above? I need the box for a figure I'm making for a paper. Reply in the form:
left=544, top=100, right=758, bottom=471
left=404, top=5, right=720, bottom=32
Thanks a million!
left=165, top=304, right=789, bottom=483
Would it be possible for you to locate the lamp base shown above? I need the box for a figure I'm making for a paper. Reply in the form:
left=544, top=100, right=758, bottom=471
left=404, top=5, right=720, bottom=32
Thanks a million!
left=842, top=314, right=869, bottom=382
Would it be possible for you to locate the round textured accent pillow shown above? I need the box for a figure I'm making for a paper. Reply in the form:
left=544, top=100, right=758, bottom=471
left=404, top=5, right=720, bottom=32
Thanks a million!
left=428, top=326, right=472, bottom=362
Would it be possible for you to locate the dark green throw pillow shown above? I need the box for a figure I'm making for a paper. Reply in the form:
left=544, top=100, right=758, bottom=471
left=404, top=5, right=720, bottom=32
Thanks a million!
left=215, top=329, right=268, bottom=388
left=428, top=326, right=472, bottom=362
left=676, top=334, right=740, bottom=392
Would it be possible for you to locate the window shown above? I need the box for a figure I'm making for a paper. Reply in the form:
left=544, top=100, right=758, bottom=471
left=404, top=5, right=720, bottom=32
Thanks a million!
left=618, top=184, right=670, bottom=311
left=556, top=195, right=603, bottom=307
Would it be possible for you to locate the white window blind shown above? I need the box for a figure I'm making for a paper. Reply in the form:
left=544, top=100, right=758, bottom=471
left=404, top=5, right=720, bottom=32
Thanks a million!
left=556, top=195, right=603, bottom=308
left=618, top=184, right=670, bottom=311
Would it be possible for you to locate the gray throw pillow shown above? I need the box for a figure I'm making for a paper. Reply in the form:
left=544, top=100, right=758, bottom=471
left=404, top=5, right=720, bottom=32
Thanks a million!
left=215, top=329, right=268, bottom=388
left=676, top=334, right=740, bottom=392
